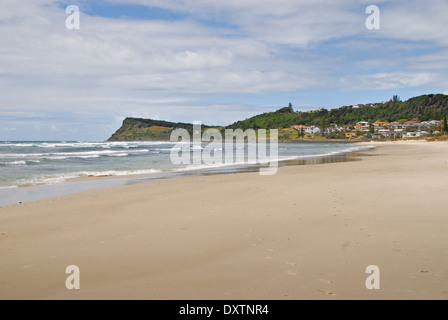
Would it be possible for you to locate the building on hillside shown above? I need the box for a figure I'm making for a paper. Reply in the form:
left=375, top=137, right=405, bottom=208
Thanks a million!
left=420, top=120, right=441, bottom=128
left=355, top=121, right=370, bottom=132
left=403, top=120, right=420, bottom=127
left=291, top=125, right=321, bottom=134
left=390, top=122, right=404, bottom=129
left=383, top=131, right=405, bottom=139
left=374, top=121, right=390, bottom=127
left=304, top=126, right=321, bottom=134
left=405, top=131, right=428, bottom=138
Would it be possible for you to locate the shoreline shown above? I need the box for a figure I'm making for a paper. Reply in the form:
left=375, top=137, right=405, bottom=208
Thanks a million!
left=1, top=141, right=448, bottom=299
left=0, top=144, right=374, bottom=208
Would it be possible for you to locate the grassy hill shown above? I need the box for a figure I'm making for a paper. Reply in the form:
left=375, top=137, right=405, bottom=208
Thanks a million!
left=108, top=118, right=220, bottom=141
left=227, top=94, right=448, bottom=130
left=108, top=94, right=448, bottom=141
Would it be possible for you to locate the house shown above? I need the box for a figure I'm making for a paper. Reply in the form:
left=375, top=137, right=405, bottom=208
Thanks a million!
left=390, top=122, right=404, bottom=129
left=372, top=133, right=383, bottom=139
left=420, top=120, right=442, bottom=128
left=429, top=120, right=441, bottom=126
left=291, top=125, right=321, bottom=134
left=355, top=121, right=370, bottom=132
left=304, top=126, right=321, bottom=134
left=403, top=121, right=419, bottom=127
left=374, top=121, right=390, bottom=127
left=383, top=131, right=405, bottom=139
left=405, top=131, right=429, bottom=138
left=352, top=105, right=360, bottom=109
left=327, top=124, right=344, bottom=133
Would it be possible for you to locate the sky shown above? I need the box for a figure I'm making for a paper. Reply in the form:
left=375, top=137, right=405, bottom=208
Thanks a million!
left=0, top=0, right=447, bottom=141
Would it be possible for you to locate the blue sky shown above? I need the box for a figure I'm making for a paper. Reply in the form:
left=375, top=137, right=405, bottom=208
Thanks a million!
left=0, top=0, right=447, bottom=141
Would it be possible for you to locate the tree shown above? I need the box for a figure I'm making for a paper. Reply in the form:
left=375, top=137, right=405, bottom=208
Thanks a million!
left=301, top=127, right=305, bottom=138
left=444, top=115, right=448, bottom=133
left=320, top=116, right=327, bottom=137
left=288, top=102, right=294, bottom=113
left=393, top=95, right=401, bottom=103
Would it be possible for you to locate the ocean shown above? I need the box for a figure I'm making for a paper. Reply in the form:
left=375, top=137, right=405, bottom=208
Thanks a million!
left=0, top=141, right=373, bottom=206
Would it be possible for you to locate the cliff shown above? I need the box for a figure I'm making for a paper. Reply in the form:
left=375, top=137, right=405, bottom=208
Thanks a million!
left=108, top=118, right=219, bottom=141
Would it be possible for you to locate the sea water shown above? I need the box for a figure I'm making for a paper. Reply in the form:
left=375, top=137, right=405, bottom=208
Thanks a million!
left=0, top=141, right=373, bottom=206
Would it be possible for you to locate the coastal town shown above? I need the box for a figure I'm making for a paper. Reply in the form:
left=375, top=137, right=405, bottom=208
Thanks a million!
left=292, top=119, right=444, bottom=140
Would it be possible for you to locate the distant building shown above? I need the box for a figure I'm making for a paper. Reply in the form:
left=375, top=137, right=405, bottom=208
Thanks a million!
left=404, top=121, right=419, bottom=127
left=405, top=131, right=428, bottom=138
left=374, top=121, right=390, bottom=127
left=304, top=126, right=321, bottom=134
left=383, top=131, right=405, bottom=139
left=390, top=122, right=404, bottom=129
left=291, top=125, right=321, bottom=135
left=355, top=121, right=370, bottom=132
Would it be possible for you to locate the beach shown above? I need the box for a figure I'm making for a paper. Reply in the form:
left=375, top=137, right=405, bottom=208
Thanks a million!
left=0, top=141, right=447, bottom=300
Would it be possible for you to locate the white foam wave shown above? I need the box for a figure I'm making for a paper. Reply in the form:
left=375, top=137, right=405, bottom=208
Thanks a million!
left=0, top=149, right=149, bottom=159
left=0, top=160, right=27, bottom=166
left=18, top=169, right=161, bottom=186
left=0, top=186, right=18, bottom=190
left=107, top=153, right=128, bottom=157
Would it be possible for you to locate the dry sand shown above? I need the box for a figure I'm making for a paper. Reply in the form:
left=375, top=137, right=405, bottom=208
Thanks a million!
left=0, top=141, right=447, bottom=300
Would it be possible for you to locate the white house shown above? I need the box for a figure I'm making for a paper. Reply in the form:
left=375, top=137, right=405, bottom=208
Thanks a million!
left=405, top=131, right=428, bottom=138
left=304, top=126, right=321, bottom=134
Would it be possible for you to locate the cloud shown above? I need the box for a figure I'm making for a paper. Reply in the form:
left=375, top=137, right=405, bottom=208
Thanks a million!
left=0, top=0, right=447, bottom=140
left=340, top=72, right=436, bottom=91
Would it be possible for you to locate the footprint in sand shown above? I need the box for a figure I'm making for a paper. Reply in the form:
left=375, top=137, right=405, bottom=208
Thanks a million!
left=287, top=271, right=297, bottom=276
left=317, top=289, right=336, bottom=296
left=265, top=255, right=273, bottom=260
left=0, top=232, right=9, bottom=242
left=319, top=279, right=334, bottom=284
left=284, top=262, right=297, bottom=267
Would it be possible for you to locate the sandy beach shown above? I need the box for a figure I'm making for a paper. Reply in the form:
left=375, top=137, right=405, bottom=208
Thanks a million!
left=0, top=141, right=447, bottom=300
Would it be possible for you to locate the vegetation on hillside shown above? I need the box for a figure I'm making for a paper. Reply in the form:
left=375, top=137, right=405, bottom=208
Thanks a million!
left=108, top=118, right=220, bottom=141
left=227, top=94, right=448, bottom=130
left=108, top=94, right=448, bottom=141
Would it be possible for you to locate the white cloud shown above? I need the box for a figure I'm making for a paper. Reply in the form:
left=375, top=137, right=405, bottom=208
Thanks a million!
left=340, top=72, right=436, bottom=91
left=0, top=0, right=447, bottom=140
